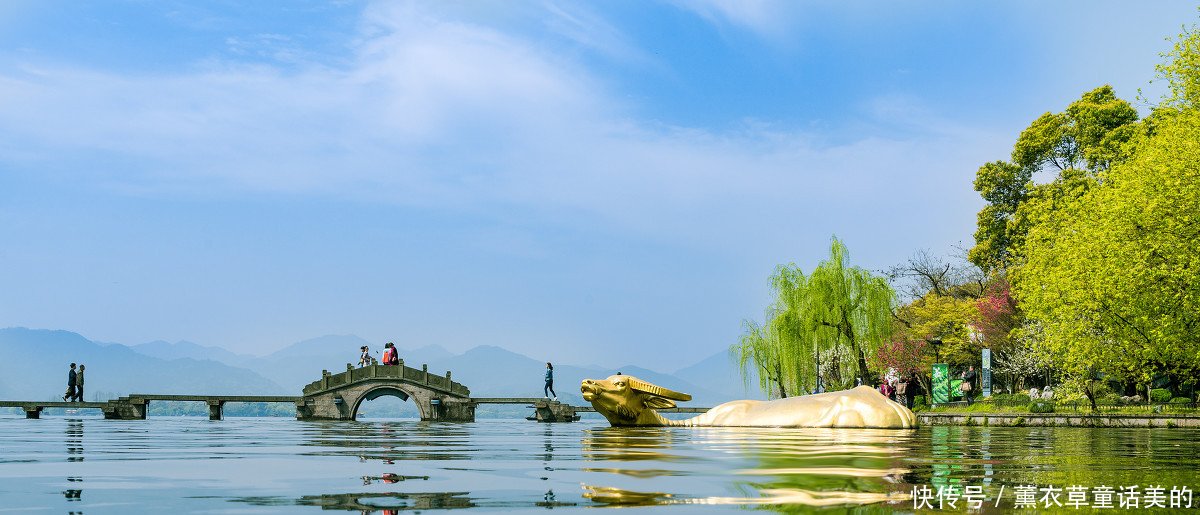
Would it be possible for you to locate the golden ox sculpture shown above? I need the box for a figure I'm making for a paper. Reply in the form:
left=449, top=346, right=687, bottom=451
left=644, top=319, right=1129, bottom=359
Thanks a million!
left=581, top=375, right=916, bottom=428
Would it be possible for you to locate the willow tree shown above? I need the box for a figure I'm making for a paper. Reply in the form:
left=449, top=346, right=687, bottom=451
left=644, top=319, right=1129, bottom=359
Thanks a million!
left=733, top=237, right=896, bottom=395
left=731, top=317, right=794, bottom=398
left=798, top=238, right=896, bottom=383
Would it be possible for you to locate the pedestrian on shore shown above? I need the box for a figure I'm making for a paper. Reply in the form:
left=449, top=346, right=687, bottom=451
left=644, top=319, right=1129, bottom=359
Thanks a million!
left=359, top=345, right=372, bottom=367
left=63, top=363, right=77, bottom=402
left=544, top=362, right=557, bottom=401
left=906, top=372, right=920, bottom=410
left=880, top=380, right=894, bottom=401
left=896, top=375, right=909, bottom=407
left=72, top=365, right=85, bottom=402
left=961, top=365, right=977, bottom=405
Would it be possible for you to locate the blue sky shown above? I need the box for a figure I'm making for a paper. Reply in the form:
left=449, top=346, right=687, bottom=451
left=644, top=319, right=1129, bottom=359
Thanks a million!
left=1, top=1, right=1196, bottom=368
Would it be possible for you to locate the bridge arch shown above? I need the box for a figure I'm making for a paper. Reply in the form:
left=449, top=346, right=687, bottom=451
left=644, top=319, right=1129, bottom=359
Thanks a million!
left=350, top=384, right=426, bottom=421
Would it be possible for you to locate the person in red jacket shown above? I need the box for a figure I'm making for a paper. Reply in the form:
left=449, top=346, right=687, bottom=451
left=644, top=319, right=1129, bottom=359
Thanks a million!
left=382, top=342, right=399, bottom=366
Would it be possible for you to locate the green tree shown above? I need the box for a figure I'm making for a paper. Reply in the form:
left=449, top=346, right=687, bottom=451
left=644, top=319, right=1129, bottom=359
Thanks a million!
left=731, top=317, right=793, bottom=398
left=1013, top=25, right=1200, bottom=408
left=733, top=237, right=897, bottom=396
left=969, top=86, right=1140, bottom=271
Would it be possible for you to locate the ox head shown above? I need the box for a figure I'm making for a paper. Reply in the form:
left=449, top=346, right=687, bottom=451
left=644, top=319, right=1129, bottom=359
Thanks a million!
left=581, top=375, right=692, bottom=426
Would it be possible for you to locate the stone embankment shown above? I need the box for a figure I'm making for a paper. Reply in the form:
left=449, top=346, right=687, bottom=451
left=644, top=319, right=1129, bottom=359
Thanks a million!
left=919, top=412, right=1200, bottom=428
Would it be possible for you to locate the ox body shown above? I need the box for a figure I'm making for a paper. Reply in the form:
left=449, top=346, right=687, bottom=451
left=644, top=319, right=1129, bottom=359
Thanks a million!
left=581, top=375, right=917, bottom=429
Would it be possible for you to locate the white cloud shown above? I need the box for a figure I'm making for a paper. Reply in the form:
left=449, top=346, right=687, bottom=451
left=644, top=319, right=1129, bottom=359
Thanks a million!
left=0, top=0, right=987, bottom=255
left=665, top=0, right=799, bottom=39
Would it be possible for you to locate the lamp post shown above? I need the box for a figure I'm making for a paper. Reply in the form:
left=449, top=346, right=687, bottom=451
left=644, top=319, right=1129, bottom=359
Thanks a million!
left=928, top=338, right=943, bottom=364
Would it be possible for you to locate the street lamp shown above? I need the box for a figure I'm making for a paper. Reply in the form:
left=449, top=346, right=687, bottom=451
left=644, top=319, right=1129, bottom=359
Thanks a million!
left=928, top=338, right=943, bottom=364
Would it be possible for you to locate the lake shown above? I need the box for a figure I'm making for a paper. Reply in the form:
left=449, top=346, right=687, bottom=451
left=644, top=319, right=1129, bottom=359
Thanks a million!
left=2, top=415, right=1198, bottom=513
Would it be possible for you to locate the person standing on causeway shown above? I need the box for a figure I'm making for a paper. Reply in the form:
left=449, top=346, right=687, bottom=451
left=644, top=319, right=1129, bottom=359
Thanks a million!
left=63, top=363, right=77, bottom=402
left=544, top=362, right=557, bottom=401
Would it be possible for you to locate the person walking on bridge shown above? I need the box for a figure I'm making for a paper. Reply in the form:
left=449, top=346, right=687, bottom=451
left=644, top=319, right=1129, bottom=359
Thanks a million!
left=72, top=364, right=85, bottom=402
left=62, top=363, right=77, bottom=402
left=544, top=362, right=557, bottom=401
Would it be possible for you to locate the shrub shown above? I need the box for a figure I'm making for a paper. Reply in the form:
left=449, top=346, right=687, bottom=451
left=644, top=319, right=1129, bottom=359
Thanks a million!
left=1029, top=401, right=1055, bottom=414
left=1150, top=388, right=1172, bottom=403
left=912, top=395, right=928, bottom=410
left=1169, top=397, right=1194, bottom=405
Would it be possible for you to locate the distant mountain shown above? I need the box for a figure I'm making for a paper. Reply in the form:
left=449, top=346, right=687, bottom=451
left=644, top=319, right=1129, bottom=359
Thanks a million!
left=417, top=346, right=730, bottom=407
left=608, top=364, right=732, bottom=405
left=132, top=340, right=257, bottom=367
left=0, top=327, right=286, bottom=400
left=674, top=349, right=767, bottom=401
left=7, top=327, right=768, bottom=415
left=249, top=335, right=455, bottom=392
left=425, top=345, right=595, bottom=403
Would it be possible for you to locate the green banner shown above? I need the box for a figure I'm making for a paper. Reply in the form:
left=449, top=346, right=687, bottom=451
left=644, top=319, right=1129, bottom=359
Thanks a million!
left=932, top=363, right=950, bottom=404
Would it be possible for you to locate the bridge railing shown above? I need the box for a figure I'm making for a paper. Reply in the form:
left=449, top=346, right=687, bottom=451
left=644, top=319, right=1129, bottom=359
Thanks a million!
left=302, top=363, right=471, bottom=397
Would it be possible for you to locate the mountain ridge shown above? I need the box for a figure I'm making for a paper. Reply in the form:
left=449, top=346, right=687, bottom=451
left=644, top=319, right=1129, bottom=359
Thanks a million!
left=1, top=326, right=766, bottom=405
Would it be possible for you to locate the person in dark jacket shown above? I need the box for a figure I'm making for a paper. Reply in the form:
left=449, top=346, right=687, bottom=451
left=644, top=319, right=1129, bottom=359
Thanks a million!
left=906, top=372, right=921, bottom=410
left=63, top=363, right=77, bottom=402
left=72, top=364, right=85, bottom=402
left=961, top=365, right=978, bottom=405
left=544, top=362, right=557, bottom=401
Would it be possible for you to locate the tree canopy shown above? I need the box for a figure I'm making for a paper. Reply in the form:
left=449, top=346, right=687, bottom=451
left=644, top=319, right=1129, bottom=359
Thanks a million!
left=733, top=237, right=896, bottom=396
left=1012, top=24, right=1200, bottom=406
left=969, top=86, right=1140, bottom=271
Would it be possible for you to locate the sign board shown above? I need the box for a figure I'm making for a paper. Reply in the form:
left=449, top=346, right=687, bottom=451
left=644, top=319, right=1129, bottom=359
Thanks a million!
left=982, top=348, right=992, bottom=398
left=932, top=363, right=950, bottom=405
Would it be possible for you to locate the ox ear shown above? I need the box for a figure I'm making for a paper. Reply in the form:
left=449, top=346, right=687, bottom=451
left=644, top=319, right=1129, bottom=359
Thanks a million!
left=643, top=396, right=676, bottom=410
left=628, top=377, right=692, bottom=402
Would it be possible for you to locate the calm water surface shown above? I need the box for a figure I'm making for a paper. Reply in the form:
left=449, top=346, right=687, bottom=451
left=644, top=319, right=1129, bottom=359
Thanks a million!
left=2, top=415, right=1198, bottom=513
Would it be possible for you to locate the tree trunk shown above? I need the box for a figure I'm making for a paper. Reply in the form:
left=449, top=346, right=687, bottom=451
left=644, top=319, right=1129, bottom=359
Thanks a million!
left=841, top=316, right=872, bottom=384
left=1084, top=380, right=1097, bottom=411
left=774, top=362, right=788, bottom=398
left=856, top=349, right=871, bottom=385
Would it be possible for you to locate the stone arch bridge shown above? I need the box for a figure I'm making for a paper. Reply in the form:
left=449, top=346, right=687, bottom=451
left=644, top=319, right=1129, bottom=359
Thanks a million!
left=297, top=361, right=476, bottom=422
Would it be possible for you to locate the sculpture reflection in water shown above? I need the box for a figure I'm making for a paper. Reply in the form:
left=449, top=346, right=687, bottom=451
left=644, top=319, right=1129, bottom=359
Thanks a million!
left=580, top=424, right=917, bottom=509
left=578, top=376, right=917, bottom=509
left=581, top=375, right=916, bottom=428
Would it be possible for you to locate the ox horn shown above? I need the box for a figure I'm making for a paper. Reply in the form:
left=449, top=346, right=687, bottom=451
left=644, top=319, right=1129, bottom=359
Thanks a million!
left=627, top=377, right=692, bottom=402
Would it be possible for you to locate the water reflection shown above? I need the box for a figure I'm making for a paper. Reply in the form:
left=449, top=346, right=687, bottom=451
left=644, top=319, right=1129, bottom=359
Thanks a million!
left=3, top=417, right=1200, bottom=513
left=65, top=419, right=84, bottom=505
left=296, top=491, right=475, bottom=511
left=361, top=473, right=430, bottom=486
left=66, top=419, right=83, bottom=462
left=578, top=426, right=921, bottom=509
left=581, top=426, right=682, bottom=462
left=302, top=420, right=474, bottom=461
